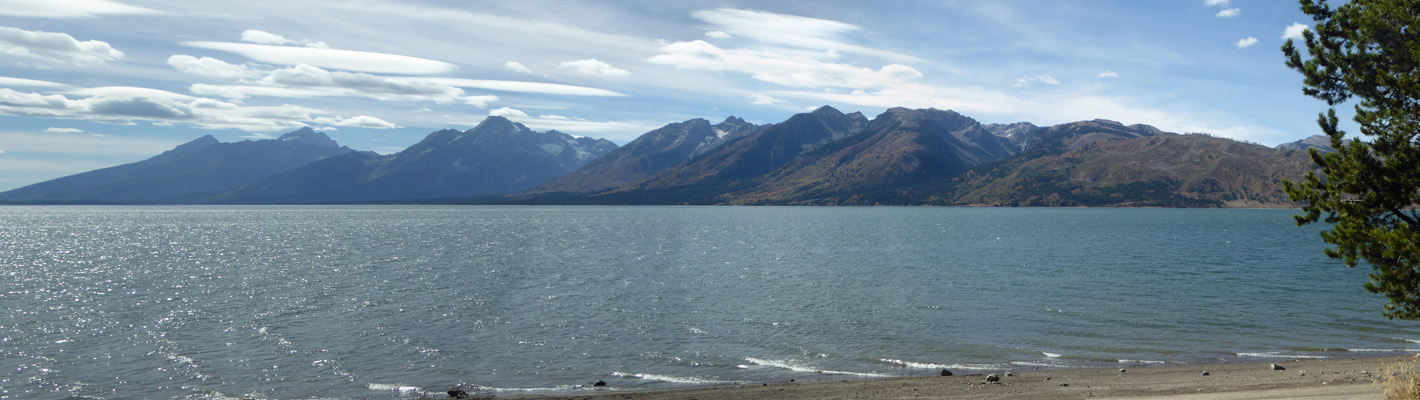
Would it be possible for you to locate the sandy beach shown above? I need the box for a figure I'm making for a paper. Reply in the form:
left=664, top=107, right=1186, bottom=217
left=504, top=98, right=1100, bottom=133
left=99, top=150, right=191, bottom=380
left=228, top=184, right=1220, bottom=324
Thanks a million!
left=490, top=356, right=1406, bottom=400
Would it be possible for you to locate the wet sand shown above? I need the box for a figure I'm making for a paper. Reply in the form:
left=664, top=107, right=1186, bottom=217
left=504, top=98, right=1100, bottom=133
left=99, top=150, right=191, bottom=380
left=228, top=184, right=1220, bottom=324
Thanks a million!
left=494, top=356, right=1404, bottom=400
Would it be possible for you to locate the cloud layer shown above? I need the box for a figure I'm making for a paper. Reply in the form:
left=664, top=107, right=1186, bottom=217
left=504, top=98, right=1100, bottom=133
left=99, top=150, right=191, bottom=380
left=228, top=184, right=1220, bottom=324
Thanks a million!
left=181, top=41, right=456, bottom=75
left=0, top=86, right=395, bottom=131
left=0, top=0, right=164, bottom=18
left=0, top=25, right=123, bottom=66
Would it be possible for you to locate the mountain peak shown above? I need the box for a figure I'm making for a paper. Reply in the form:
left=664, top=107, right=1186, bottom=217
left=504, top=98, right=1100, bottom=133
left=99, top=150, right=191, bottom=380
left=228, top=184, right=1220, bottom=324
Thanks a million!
left=810, top=105, right=843, bottom=117
left=720, top=116, right=747, bottom=125
left=472, top=116, right=530, bottom=135
left=278, top=127, right=339, bottom=148
left=167, top=134, right=220, bottom=155
left=190, top=134, right=220, bottom=145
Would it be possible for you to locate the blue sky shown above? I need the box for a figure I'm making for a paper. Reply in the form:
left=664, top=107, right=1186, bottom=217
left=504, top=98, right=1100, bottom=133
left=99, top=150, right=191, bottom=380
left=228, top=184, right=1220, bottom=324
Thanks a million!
left=0, top=0, right=1324, bottom=191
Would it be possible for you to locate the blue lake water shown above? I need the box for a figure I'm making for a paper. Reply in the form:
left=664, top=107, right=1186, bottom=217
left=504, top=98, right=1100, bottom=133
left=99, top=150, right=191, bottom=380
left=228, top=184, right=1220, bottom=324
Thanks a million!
left=2, top=206, right=1416, bottom=399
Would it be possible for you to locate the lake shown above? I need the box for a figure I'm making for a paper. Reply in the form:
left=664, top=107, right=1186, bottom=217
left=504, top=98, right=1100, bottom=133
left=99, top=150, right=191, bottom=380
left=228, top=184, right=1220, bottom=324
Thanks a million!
left=2, top=206, right=1415, bottom=399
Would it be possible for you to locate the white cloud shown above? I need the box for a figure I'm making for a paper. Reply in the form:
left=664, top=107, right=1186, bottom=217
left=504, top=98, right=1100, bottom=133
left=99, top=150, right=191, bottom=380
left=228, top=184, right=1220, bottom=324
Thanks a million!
left=0, top=76, right=68, bottom=88
left=1204, top=0, right=1229, bottom=7
left=750, top=93, right=781, bottom=105
left=320, top=1, right=657, bottom=58
left=0, top=0, right=164, bottom=18
left=505, top=60, right=534, bottom=74
left=1014, top=75, right=1059, bottom=87
left=239, top=29, right=328, bottom=48
left=539, top=114, right=569, bottom=120
left=190, top=64, right=499, bottom=106
left=1235, top=37, right=1259, bottom=49
left=167, top=55, right=263, bottom=79
left=43, top=127, right=82, bottom=133
left=1283, top=22, right=1309, bottom=40
left=311, top=115, right=398, bottom=129
left=1215, top=8, right=1240, bottom=18
left=557, top=59, right=630, bottom=77
left=0, top=25, right=123, bottom=66
left=180, top=41, right=456, bottom=74
left=241, top=30, right=294, bottom=45
left=260, top=64, right=467, bottom=102
left=706, top=30, right=732, bottom=39
left=240, top=132, right=274, bottom=140
left=489, top=106, right=528, bottom=118
left=417, top=78, right=625, bottom=96
left=648, top=40, right=921, bottom=89
left=691, top=8, right=920, bottom=62
left=1097, top=71, right=1119, bottom=78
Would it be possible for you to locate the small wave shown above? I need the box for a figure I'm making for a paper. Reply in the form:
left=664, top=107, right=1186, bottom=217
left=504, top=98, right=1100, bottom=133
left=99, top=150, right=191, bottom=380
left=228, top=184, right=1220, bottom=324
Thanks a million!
left=1236, top=352, right=1328, bottom=359
left=879, top=359, right=1002, bottom=370
left=367, top=383, right=424, bottom=393
left=479, top=384, right=585, bottom=393
left=1118, top=359, right=1166, bottom=364
left=179, top=390, right=248, bottom=400
left=1392, top=337, right=1420, bottom=344
left=611, top=372, right=741, bottom=385
left=1009, top=360, right=1067, bottom=368
left=1042, top=352, right=1062, bottom=358
left=1346, top=348, right=1420, bottom=353
left=745, top=357, right=892, bottom=378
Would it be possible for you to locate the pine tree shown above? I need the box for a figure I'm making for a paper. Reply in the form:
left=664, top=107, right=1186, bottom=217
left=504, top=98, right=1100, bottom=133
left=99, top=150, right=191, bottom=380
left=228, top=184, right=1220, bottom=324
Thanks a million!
left=1283, top=0, right=1420, bottom=319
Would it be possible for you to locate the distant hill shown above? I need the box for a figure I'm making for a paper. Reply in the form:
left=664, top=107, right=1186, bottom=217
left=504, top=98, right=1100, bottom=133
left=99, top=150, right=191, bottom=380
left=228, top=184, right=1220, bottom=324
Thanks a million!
left=210, top=116, right=617, bottom=203
left=0, top=127, right=356, bottom=203
left=948, top=131, right=1316, bottom=207
left=513, top=108, right=1316, bottom=207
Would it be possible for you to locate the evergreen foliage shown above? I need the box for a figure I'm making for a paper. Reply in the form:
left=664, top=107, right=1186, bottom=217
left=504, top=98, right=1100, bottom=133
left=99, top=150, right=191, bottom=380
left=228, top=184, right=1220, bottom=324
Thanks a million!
left=1282, top=0, right=1420, bottom=318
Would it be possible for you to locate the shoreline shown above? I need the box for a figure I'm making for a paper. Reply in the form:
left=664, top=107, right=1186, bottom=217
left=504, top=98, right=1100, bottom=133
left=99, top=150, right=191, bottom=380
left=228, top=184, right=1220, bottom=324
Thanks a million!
left=487, top=355, right=1408, bottom=400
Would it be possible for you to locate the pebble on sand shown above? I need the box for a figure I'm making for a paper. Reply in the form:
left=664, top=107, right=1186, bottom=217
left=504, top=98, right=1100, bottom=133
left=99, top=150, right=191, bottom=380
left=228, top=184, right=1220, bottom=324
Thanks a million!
left=1271, top=364, right=1286, bottom=371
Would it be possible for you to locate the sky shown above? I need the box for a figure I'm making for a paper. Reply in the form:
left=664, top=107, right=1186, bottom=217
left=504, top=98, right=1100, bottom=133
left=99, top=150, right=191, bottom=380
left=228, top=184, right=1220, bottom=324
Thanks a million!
left=0, top=0, right=1328, bottom=191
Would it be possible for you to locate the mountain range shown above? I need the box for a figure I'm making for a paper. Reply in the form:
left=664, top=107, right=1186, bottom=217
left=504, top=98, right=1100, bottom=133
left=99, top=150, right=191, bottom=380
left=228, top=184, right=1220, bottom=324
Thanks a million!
left=208, top=117, right=615, bottom=203
left=0, top=107, right=1326, bottom=207
left=0, top=127, right=357, bottom=203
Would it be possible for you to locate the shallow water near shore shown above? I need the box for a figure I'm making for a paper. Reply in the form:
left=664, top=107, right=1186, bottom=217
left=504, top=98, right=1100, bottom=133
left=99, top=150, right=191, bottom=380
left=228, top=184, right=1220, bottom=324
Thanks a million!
left=2, top=205, right=1416, bottom=399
